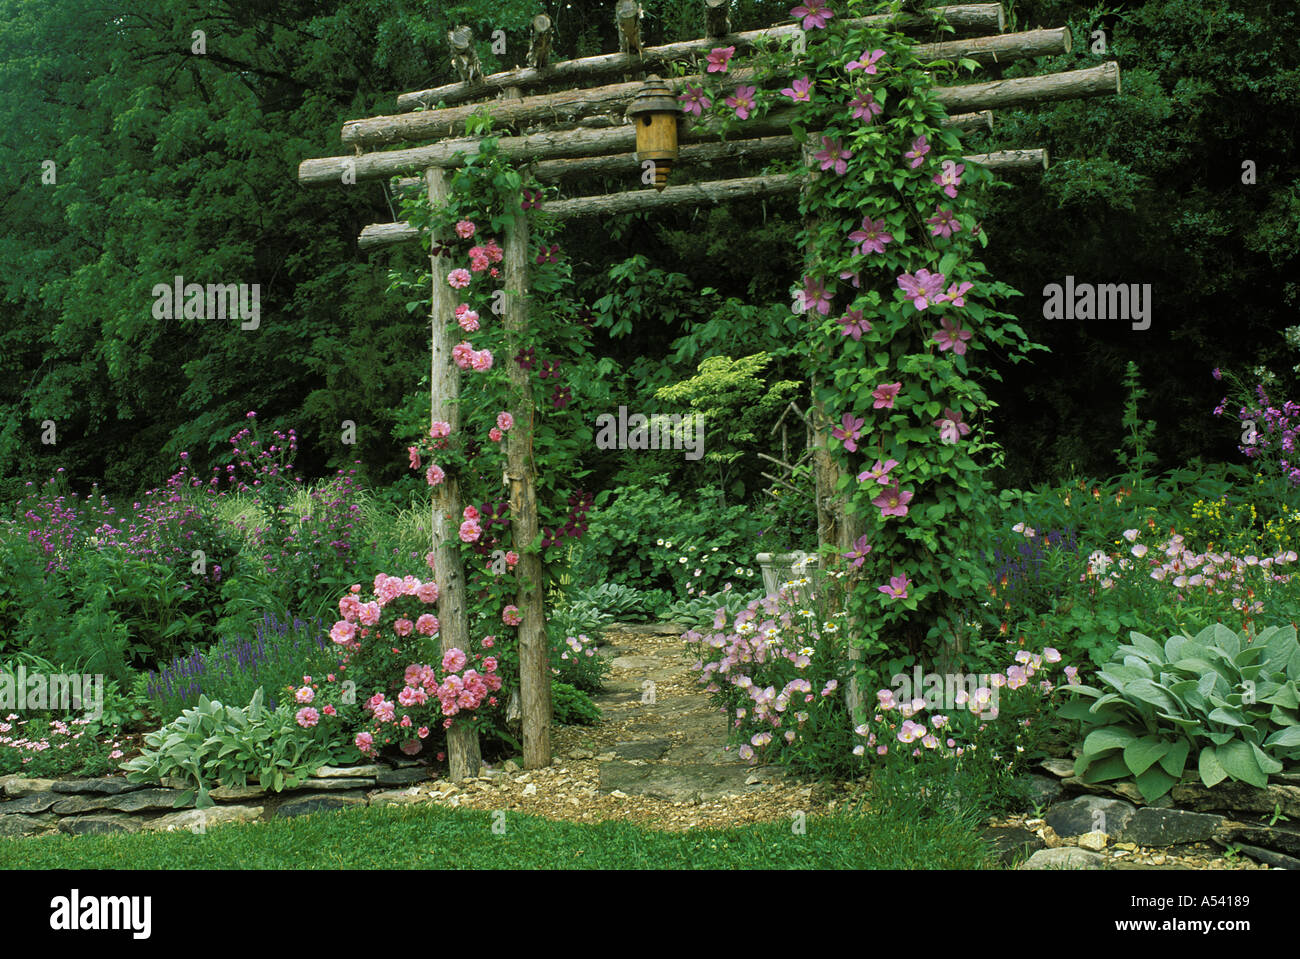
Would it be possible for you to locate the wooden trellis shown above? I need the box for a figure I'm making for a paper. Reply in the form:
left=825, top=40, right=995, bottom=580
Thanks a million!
left=297, top=1, right=1120, bottom=769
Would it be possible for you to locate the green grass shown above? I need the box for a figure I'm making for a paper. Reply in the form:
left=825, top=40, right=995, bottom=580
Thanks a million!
left=1, top=801, right=997, bottom=869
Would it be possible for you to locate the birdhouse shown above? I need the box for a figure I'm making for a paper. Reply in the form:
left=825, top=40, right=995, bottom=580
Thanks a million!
left=628, top=76, right=679, bottom=191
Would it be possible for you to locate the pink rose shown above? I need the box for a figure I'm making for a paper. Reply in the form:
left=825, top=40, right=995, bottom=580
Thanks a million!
left=442, top=648, right=468, bottom=673
left=455, top=219, right=476, bottom=239
left=425, top=464, right=446, bottom=486
left=463, top=504, right=480, bottom=520
left=416, top=613, right=440, bottom=636
left=329, top=620, right=357, bottom=645
left=448, top=268, right=471, bottom=288
left=415, top=581, right=440, bottom=603
left=489, top=427, right=503, bottom=442
left=459, top=519, right=482, bottom=542
left=393, top=618, right=414, bottom=637
left=497, top=412, right=513, bottom=431
left=295, top=686, right=314, bottom=704
left=502, top=605, right=522, bottom=626
left=295, top=707, right=320, bottom=728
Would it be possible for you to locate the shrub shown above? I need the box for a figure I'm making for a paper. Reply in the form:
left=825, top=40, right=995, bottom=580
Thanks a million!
left=551, top=632, right=608, bottom=694
left=121, top=689, right=351, bottom=807
left=570, top=582, right=649, bottom=622
left=1063, top=623, right=1300, bottom=800
left=552, top=681, right=600, bottom=726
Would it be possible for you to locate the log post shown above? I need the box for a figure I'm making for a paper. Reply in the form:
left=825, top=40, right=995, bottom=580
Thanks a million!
left=705, top=0, right=731, bottom=37
left=425, top=166, right=483, bottom=781
left=616, top=0, right=643, bottom=57
left=502, top=200, right=551, bottom=770
left=527, top=14, right=553, bottom=69
left=449, top=26, right=483, bottom=85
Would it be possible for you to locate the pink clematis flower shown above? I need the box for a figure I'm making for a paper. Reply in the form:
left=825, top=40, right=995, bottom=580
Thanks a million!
left=856, top=458, right=899, bottom=485
left=846, top=48, right=885, bottom=73
left=838, top=308, right=872, bottom=340
left=872, top=382, right=902, bottom=410
left=831, top=412, right=865, bottom=452
left=933, top=162, right=964, bottom=199
left=843, top=534, right=873, bottom=568
left=678, top=85, right=711, bottom=115
left=725, top=85, right=757, bottom=119
left=780, top=76, right=813, bottom=102
left=839, top=269, right=861, bottom=288
left=932, top=316, right=974, bottom=355
left=790, top=0, right=834, bottom=30
left=934, top=407, right=971, bottom=444
left=706, top=46, right=736, bottom=73
left=798, top=275, right=833, bottom=315
left=814, top=136, right=852, bottom=175
left=872, top=481, right=913, bottom=518
left=898, top=268, right=946, bottom=310
left=848, top=88, right=883, bottom=123
left=926, top=207, right=961, bottom=238
left=939, top=281, right=973, bottom=307
left=878, top=574, right=910, bottom=599
left=848, top=216, right=893, bottom=256
left=903, top=135, right=930, bottom=168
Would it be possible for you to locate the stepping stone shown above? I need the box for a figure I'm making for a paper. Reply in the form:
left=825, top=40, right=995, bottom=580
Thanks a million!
left=663, top=744, right=732, bottom=764
left=612, top=740, right=671, bottom=760
left=298, top=776, right=377, bottom=791
left=598, top=762, right=758, bottom=802
left=274, top=791, right=368, bottom=818
left=58, top=814, right=141, bottom=836
left=1217, top=821, right=1300, bottom=857
left=1018, top=847, right=1105, bottom=870
left=984, top=825, right=1045, bottom=866
left=609, top=655, right=662, bottom=671
left=210, top=783, right=268, bottom=802
left=50, top=777, right=148, bottom=795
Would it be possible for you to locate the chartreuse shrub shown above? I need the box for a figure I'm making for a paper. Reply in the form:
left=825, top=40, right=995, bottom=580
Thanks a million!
left=1064, top=624, right=1300, bottom=801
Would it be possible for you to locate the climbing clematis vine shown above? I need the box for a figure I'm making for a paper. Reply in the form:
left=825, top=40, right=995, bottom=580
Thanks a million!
left=706, top=46, right=736, bottom=73
left=791, top=0, right=834, bottom=30
left=780, top=76, right=813, bottom=102
left=725, top=85, right=757, bottom=119
left=932, top=317, right=974, bottom=355
left=849, top=216, right=892, bottom=256
left=846, top=48, right=885, bottom=74
left=933, top=162, right=964, bottom=199
left=838, top=308, right=871, bottom=340
left=857, top=458, right=899, bottom=485
left=843, top=534, right=873, bottom=568
left=814, top=136, right=852, bottom=175
left=903, top=135, right=930, bottom=168
left=849, top=88, right=883, bottom=123
left=935, top=408, right=971, bottom=444
left=871, top=382, right=902, bottom=409
left=898, top=268, right=946, bottom=310
left=832, top=412, right=865, bottom=452
left=872, top=481, right=913, bottom=518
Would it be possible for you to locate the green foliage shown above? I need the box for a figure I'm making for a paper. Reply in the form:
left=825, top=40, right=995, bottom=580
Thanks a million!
left=1063, top=624, right=1300, bottom=801
left=551, top=680, right=601, bottom=726
left=1114, top=362, right=1159, bottom=491
left=121, top=689, right=353, bottom=808
left=653, top=354, right=802, bottom=505
left=569, top=582, right=650, bottom=622
left=667, top=587, right=766, bottom=632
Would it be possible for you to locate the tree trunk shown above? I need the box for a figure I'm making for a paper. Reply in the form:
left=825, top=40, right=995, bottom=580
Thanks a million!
left=425, top=166, right=482, bottom=781
left=502, top=209, right=551, bottom=770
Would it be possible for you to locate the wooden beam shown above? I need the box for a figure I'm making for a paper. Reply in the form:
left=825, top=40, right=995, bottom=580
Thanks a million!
left=396, top=5, right=1007, bottom=109
left=426, top=166, right=482, bottom=782
left=937, top=59, right=1118, bottom=113
left=448, top=26, right=483, bottom=86
left=501, top=208, right=551, bottom=770
left=527, top=14, right=553, bottom=70
left=705, top=0, right=731, bottom=38
left=346, top=40, right=1084, bottom=148
left=947, top=110, right=994, bottom=134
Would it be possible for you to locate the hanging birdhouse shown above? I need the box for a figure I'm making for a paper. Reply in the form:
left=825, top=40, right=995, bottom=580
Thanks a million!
left=628, top=76, right=679, bottom=192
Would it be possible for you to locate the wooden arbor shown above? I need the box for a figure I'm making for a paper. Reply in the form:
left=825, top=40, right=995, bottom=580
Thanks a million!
left=297, top=1, right=1121, bottom=760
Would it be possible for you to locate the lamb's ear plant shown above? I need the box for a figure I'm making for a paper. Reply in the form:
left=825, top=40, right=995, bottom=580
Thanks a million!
left=1061, top=624, right=1300, bottom=801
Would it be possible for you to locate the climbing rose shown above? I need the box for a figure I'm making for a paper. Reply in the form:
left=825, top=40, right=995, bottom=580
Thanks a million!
left=425, top=464, right=445, bottom=486
left=295, top=686, right=314, bottom=704
left=295, top=707, right=320, bottom=728
left=489, top=427, right=504, bottom=442
left=442, top=648, right=468, bottom=673
left=471, top=349, right=493, bottom=371
left=706, top=46, right=735, bottom=72
left=415, top=581, right=439, bottom=603
left=407, top=446, right=421, bottom=470
left=505, top=551, right=519, bottom=568
left=458, top=310, right=480, bottom=332
left=452, top=343, right=475, bottom=369
left=416, top=614, right=440, bottom=636
left=447, top=269, right=471, bottom=289
left=791, top=0, right=834, bottom=30
left=898, top=269, right=946, bottom=310
left=459, top=519, right=482, bottom=542
left=503, top=605, right=523, bottom=626
left=430, top=421, right=451, bottom=438
left=455, top=220, right=476, bottom=239
left=463, top=505, right=480, bottom=520
left=497, top=412, right=514, bottom=431
left=330, top=620, right=356, bottom=645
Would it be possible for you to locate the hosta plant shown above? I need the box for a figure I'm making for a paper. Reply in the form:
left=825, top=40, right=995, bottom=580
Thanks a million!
left=1063, top=624, right=1300, bottom=800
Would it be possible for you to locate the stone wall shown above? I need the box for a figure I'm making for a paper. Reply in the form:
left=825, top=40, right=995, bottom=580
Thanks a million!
left=0, top=762, right=439, bottom=838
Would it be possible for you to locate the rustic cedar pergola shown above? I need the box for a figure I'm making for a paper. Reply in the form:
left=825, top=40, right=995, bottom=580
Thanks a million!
left=297, top=1, right=1120, bottom=776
